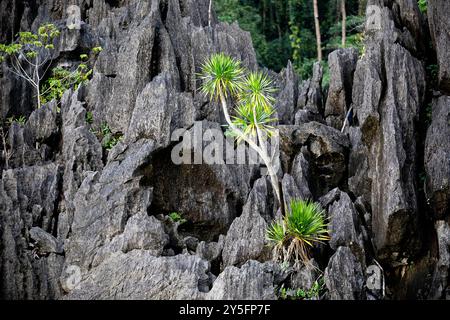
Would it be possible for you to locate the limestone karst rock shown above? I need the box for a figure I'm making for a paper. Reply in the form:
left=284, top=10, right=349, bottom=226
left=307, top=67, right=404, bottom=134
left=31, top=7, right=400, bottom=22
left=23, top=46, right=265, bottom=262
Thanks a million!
left=0, top=0, right=448, bottom=300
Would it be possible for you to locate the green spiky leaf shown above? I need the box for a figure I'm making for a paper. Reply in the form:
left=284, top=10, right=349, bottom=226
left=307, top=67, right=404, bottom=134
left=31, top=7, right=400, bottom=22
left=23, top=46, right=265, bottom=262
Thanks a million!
left=199, top=53, right=245, bottom=100
left=238, top=71, right=277, bottom=112
left=232, top=102, right=277, bottom=142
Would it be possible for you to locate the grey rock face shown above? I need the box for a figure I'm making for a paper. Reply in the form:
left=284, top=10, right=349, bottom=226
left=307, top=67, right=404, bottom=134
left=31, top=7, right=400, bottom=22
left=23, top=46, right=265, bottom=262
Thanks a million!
left=126, top=72, right=195, bottom=147
left=30, top=227, right=64, bottom=255
left=290, top=152, right=312, bottom=200
left=6, top=123, right=42, bottom=169
left=275, top=61, right=299, bottom=124
left=0, top=0, right=447, bottom=301
left=64, top=139, right=157, bottom=271
left=25, top=100, right=60, bottom=144
left=295, top=62, right=324, bottom=124
left=347, top=126, right=371, bottom=207
left=428, top=0, right=450, bottom=94
left=206, top=260, right=277, bottom=300
left=327, top=191, right=365, bottom=265
left=290, top=259, right=320, bottom=291
left=0, top=163, right=63, bottom=299
left=325, top=48, right=358, bottom=129
left=351, top=3, right=425, bottom=260
left=295, top=122, right=349, bottom=196
left=196, top=236, right=225, bottom=262
left=64, top=251, right=211, bottom=300
left=150, top=121, right=256, bottom=241
left=59, top=90, right=103, bottom=239
left=281, top=173, right=303, bottom=213
left=324, top=246, right=365, bottom=300
left=428, top=220, right=450, bottom=299
left=222, top=178, right=271, bottom=268
left=425, top=96, right=450, bottom=219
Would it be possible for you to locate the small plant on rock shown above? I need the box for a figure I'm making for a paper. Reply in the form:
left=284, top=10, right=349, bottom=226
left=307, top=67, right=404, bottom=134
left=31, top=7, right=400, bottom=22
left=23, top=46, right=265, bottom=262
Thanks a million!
left=98, top=122, right=123, bottom=150
left=278, top=276, right=326, bottom=300
left=418, top=0, right=427, bottom=13
left=6, top=115, right=27, bottom=126
left=200, top=54, right=329, bottom=267
left=266, top=199, right=329, bottom=266
left=85, top=111, right=94, bottom=125
left=39, top=61, right=92, bottom=105
left=168, top=212, right=187, bottom=225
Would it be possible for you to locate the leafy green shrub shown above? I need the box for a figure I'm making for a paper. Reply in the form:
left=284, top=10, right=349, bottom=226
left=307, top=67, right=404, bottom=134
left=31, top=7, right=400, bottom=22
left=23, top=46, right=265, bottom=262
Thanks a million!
left=266, top=199, right=329, bottom=266
left=6, top=115, right=26, bottom=126
left=418, top=0, right=427, bottom=13
left=98, top=122, right=122, bottom=150
left=85, top=111, right=93, bottom=124
left=0, top=24, right=100, bottom=108
left=40, top=61, right=92, bottom=105
left=92, top=46, right=103, bottom=55
left=279, top=277, right=325, bottom=300
left=0, top=23, right=60, bottom=109
left=168, top=212, right=187, bottom=224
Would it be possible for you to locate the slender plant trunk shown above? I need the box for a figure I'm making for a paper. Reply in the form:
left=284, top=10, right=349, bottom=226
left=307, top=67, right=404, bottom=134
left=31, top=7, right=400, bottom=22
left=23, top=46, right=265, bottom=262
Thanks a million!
left=252, top=105, right=285, bottom=212
left=358, top=0, right=368, bottom=16
left=208, top=0, right=212, bottom=27
left=1, top=126, right=9, bottom=170
left=34, top=58, right=41, bottom=109
left=313, top=0, right=322, bottom=62
left=341, top=0, right=347, bottom=47
left=219, top=94, right=282, bottom=207
left=36, top=83, right=41, bottom=109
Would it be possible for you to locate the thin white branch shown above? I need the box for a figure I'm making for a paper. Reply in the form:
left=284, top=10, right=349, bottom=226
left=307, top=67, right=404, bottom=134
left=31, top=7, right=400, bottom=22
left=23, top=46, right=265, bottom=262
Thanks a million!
left=341, top=106, right=353, bottom=132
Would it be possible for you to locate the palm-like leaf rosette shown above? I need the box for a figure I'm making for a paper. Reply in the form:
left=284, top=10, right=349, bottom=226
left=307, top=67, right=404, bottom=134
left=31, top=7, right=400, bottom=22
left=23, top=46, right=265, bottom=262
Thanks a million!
left=199, top=53, right=244, bottom=100
left=267, top=199, right=330, bottom=266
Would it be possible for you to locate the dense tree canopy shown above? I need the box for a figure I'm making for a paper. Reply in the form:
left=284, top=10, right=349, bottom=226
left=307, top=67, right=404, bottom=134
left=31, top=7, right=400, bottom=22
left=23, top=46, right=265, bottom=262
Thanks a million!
left=215, top=0, right=365, bottom=78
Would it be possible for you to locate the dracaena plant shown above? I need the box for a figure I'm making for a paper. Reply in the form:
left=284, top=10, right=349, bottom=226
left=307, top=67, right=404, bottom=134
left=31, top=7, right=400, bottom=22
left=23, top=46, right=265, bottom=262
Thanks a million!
left=199, top=53, right=282, bottom=206
left=200, top=53, right=329, bottom=267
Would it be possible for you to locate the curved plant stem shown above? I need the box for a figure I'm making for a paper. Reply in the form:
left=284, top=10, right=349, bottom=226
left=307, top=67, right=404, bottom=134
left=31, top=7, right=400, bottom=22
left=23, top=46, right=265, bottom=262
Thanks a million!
left=219, top=92, right=282, bottom=206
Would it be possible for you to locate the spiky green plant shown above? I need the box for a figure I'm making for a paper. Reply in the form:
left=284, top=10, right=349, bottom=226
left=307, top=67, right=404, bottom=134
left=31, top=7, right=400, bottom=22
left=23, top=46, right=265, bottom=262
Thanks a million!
left=199, top=54, right=282, bottom=205
left=267, top=199, right=329, bottom=266
left=238, top=72, right=277, bottom=112
left=232, top=103, right=277, bottom=141
left=199, top=53, right=245, bottom=101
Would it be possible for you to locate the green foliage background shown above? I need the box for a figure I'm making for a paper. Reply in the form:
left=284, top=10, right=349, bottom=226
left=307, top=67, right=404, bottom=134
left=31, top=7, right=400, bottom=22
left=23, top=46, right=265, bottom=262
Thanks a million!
left=214, top=0, right=365, bottom=78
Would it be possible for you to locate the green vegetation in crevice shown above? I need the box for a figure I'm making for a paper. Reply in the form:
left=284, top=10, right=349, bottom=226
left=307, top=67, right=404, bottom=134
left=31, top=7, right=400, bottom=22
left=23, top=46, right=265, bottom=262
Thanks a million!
left=40, top=46, right=102, bottom=105
left=90, top=121, right=123, bottom=151
left=100, top=122, right=123, bottom=150
left=39, top=61, right=92, bottom=105
left=168, top=212, right=187, bottom=225
left=85, top=111, right=94, bottom=125
left=278, top=276, right=326, bottom=300
left=6, top=115, right=26, bottom=126
left=417, top=0, right=427, bottom=13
